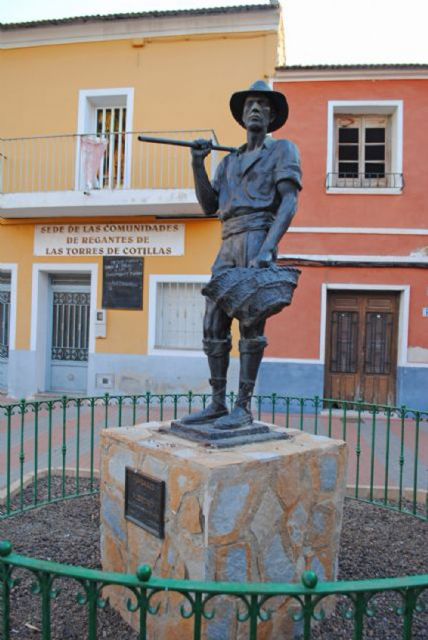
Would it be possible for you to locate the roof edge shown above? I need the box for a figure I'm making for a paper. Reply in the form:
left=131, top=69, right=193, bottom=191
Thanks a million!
left=1, top=3, right=279, bottom=30
left=275, top=63, right=428, bottom=82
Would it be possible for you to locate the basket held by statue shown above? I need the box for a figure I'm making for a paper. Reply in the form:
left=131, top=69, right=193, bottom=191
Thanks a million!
left=202, top=265, right=300, bottom=327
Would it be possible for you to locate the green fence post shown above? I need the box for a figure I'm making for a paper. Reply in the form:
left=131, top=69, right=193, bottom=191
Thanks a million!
left=192, top=591, right=203, bottom=640
left=313, top=396, right=320, bottom=435
left=0, top=541, right=12, bottom=640
left=401, top=587, right=418, bottom=640
left=302, top=593, right=313, bottom=640
left=355, top=401, right=363, bottom=500
left=369, top=407, right=377, bottom=503
left=47, top=401, right=53, bottom=502
left=61, top=396, right=68, bottom=498
left=412, top=412, right=421, bottom=515
left=118, top=396, right=123, bottom=427
left=37, top=571, right=53, bottom=640
left=75, top=398, right=81, bottom=496
left=249, top=593, right=259, bottom=640
left=5, top=407, right=11, bottom=516
left=104, top=393, right=110, bottom=429
left=352, top=591, right=365, bottom=640
left=19, top=401, right=25, bottom=512
left=145, top=392, right=151, bottom=422
left=137, top=587, right=148, bottom=640
left=159, top=395, right=164, bottom=422
left=257, top=394, right=262, bottom=421
left=89, top=398, right=96, bottom=493
left=33, top=402, right=40, bottom=506
left=383, top=406, right=392, bottom=506
left=301, top=571, right=318, bottom=640
left=132, top=395, right=137, bottom=426
left=271, top=393, right=277, bottom=424
left=299, top=397, right=304, bottom=431
left=327, top=399, right=333, bottom=438
left=86, top=580, right=99, bottom=640
left=136, top=564, right=151, bottom=640
left=341, top=402, right=348, bottom=441
left=398, top=405, right=407, bottom=511
left=285, top=396, right=290, bottom=429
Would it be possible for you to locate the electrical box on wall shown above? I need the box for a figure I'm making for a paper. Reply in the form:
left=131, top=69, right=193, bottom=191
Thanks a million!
left=96, top=373, right=114, bottom=389
left=95, top=309, right=107, bottom=338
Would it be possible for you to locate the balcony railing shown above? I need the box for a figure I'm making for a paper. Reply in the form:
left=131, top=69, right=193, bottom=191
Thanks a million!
left=326, top=172, right=404, bottom=189
left=0, top=130, right=222, bottom=194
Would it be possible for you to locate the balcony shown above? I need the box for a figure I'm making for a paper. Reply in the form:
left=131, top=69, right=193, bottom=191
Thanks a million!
left=326, top=172, right=404, bottom=194
left=0, top=130, right=222, bottom=218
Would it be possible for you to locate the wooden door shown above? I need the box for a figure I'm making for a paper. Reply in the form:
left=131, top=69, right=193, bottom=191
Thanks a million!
left=324, top=291, right=399, bottom=405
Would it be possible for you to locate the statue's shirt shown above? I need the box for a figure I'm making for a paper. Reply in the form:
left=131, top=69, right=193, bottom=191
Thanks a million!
left=212, top=137, right=302, bottom=231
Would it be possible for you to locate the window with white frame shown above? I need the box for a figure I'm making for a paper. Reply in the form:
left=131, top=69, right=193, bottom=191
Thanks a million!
left=76, top=88, right=134, bottom=191
left=155, top=281, right=205, bottom=350
left=335, top=114, right=390, bottom=185
left=326, top=101, right=403, bottom=192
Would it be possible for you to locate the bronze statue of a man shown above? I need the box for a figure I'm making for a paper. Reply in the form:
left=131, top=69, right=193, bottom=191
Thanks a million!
left=182, top=80, right=302, bottom=429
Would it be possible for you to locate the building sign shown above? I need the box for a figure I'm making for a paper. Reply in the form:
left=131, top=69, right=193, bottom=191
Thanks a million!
left=102, top=256, right=144, bottom=310
left=34, top=223, right=184, bottom=257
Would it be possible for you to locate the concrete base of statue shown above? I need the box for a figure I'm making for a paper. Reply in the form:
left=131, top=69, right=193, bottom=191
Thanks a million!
left=100, top=422, right=347, bottom=639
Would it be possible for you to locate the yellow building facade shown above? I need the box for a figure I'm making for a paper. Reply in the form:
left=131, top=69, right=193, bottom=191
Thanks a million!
left=0, top=4, right=284, bottom=398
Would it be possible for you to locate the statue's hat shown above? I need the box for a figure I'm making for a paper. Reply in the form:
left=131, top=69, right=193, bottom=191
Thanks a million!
left=230, top=80, right=289, bottom=133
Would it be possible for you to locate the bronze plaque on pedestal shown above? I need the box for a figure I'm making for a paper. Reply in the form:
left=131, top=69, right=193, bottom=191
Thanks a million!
left=125, top=468, right=165, bottom=538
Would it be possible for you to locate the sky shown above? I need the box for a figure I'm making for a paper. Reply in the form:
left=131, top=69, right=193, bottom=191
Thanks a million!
left=0, top=0, right=427, bottom=66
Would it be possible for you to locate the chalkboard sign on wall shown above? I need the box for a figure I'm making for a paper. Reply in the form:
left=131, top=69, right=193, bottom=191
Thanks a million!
left=102, top=257, right=144, bottom=310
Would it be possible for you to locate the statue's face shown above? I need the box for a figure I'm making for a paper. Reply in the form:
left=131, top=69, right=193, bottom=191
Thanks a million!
left=242, top=95, right=274, bottom=133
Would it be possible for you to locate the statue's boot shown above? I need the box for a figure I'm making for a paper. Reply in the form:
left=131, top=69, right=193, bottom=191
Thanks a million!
left=180, top=337, right=231, bottom=425
left=214, top=336, right=267, bottom=430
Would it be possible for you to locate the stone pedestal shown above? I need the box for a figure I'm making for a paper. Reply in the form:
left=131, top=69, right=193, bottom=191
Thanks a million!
left=100, top=423, right=347, bottom=639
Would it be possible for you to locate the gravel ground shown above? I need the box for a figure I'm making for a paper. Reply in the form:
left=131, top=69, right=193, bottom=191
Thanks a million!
left=0, top=479, right=427, bottom=639
left=311, top=499, right=428, bottom=639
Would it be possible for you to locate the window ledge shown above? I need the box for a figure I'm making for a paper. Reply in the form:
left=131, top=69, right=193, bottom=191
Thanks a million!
left=149, top=348, right=205, bottom=358
left=326, top=187, right=403, bottom=196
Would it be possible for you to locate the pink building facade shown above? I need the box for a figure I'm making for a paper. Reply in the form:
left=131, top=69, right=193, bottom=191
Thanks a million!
left=260, top=65, right=428, bottom=410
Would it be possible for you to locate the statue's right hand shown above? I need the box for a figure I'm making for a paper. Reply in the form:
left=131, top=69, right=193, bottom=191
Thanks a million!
left=191, top=139, right=212, bottom=163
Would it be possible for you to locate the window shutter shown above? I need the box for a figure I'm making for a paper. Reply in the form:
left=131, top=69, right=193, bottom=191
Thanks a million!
left=335, top=115, right=361, bottom=182
left=362, top=116, right=389, bottom=185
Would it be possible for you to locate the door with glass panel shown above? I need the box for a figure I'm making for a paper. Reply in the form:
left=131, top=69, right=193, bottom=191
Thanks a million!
left=0, top=272, right=11, bottom=390
left=96, top=106, right=127, bottom=189
left=48, top=274, right=91, bottom=393
left=324, top=291, right=399, bottom=405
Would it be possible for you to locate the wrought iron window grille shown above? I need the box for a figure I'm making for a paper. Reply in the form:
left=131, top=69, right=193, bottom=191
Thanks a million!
left=326, top=172, right=404, bottom=189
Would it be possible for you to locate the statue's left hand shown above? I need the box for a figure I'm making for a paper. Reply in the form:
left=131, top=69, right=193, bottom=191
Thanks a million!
left=249, top=249, right=273, bottom=268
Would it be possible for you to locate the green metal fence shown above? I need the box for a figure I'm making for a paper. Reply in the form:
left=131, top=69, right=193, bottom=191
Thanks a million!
left=1, top=393, right=426, bottom=520
left=0, top=393, right=427, bottom=638
left=0, top=544, right=427, bottom=640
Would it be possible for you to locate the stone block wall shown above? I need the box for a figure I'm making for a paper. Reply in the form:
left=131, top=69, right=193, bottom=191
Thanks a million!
left=100, top=423, right=347, bottom=638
